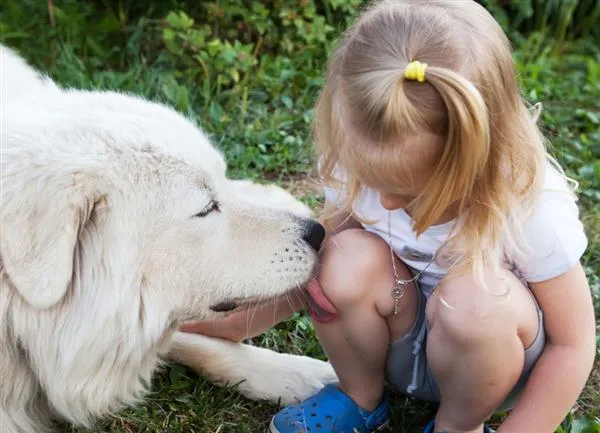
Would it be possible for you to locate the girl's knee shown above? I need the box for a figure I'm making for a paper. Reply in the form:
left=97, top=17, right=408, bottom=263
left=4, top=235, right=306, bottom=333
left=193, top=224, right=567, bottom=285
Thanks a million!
left=425, top=270, right=523, bottom=346
left=318, top=229, right=393, bottom=307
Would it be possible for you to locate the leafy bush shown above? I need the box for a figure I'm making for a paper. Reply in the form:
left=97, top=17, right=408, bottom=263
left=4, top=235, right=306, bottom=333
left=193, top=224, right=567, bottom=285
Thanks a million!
left=478, top=0, right=599, bottom=43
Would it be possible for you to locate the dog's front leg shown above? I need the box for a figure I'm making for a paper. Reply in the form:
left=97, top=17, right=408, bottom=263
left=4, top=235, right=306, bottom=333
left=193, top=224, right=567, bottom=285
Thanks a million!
left=168, top=331, right=338, bottom=406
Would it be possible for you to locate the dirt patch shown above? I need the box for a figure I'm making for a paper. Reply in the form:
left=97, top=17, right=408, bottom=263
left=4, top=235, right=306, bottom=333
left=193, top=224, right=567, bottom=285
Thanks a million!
left=575, top=354, right=600, bottom=416
left=281, top=172, right=322, bottom=197
left=260, top=169, right=323, bottom=198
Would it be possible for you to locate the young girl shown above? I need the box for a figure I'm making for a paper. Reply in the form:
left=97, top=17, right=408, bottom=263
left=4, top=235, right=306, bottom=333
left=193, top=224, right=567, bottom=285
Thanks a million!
left=181, top=1, right=597, bottom=432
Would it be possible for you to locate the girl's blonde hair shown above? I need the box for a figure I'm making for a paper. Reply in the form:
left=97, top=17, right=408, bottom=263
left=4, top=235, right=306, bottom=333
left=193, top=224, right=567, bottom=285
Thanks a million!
left=315, top=0, right=560, bottom=284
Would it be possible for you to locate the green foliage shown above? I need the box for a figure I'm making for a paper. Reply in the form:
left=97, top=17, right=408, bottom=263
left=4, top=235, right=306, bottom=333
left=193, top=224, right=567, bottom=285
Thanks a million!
left=514, top=37, right=600, bottom=205
left=557, top=413, right=600, bottom=433
left=477, top=0, right=600, bottom=44
left=0, top=0, right=598, bottom=432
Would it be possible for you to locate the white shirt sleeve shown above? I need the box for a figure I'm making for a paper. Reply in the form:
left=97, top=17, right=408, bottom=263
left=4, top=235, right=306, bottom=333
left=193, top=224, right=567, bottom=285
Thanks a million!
left=323, top=184, right=339, bottom=205
left=321, top=164, right=349, bottom=207
left=514, top=189, right=588, bottom=283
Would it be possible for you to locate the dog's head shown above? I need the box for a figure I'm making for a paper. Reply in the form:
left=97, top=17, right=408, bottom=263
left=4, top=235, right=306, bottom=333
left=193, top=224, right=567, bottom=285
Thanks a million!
left=2, top=91, right=324, bottom=321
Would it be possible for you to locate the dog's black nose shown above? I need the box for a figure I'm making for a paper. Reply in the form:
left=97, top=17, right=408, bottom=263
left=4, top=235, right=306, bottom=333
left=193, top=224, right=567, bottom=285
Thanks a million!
left=303, top=221, right=326, bottom=252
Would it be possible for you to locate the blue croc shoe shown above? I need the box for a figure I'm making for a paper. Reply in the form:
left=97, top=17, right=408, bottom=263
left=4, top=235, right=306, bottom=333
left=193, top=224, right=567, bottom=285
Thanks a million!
left=269, top=384, right=390, bottom=433
left=423, top=419, right=494, bottom=433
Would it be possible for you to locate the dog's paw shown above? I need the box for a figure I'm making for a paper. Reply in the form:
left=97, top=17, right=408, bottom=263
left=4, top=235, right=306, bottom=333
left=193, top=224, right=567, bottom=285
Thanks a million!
left=234, top=351, right=337, bottom=406
left=168, top=333, right=337, bottom=407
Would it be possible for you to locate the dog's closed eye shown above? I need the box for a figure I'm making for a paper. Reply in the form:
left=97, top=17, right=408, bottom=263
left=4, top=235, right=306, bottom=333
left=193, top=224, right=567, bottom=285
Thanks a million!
left=194, top=200, right=220, bottom=218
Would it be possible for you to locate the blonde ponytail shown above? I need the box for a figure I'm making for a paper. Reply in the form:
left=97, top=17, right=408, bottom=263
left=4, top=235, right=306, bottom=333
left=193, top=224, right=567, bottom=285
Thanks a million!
left=315, top=0, right=548, bottom=285
left=410, top=66, right=491, bottom=236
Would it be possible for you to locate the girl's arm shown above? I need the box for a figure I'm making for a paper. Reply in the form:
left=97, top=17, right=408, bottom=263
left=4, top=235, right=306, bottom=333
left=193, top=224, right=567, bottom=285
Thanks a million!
left=178, top=294, right=305, bottom=342
left=497, top=263, right=597, bottom=433
left=179, top=200, right=362, bottom=342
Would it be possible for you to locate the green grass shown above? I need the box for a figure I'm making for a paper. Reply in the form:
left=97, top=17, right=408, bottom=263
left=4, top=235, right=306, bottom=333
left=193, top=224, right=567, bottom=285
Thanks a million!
left=1, top=1, right=598, bottom=432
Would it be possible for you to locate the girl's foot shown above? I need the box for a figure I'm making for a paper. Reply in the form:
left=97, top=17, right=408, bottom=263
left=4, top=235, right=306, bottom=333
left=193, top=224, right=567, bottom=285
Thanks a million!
left=269, top=384, right=390, bottom=433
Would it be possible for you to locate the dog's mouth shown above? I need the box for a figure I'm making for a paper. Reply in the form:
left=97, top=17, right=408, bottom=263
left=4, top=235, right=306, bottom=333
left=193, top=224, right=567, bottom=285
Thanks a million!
left=209, top=291, right=297, bottom=314
left=209, top=300, right=240, bottom=312
left=304, top=279, right=337, bottom=323
left=209, top=279, right=338, bottom=323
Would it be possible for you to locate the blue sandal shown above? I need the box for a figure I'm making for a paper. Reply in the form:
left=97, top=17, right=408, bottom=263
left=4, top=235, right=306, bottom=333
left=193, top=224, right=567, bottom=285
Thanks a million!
left=269, top=384, right=390, bottom=433
left=423, top=419, right=494, bottom=433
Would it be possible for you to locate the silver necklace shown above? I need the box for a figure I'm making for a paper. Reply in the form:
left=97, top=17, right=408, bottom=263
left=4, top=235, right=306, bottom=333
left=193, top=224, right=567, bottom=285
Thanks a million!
left=388, top=211, right=436, bottom=314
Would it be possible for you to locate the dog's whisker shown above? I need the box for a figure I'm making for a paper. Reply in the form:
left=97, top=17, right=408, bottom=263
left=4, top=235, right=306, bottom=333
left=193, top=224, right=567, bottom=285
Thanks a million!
left=293, top=284, right=307, bottom=305
left=244, top=299, right=258, bottom=336
left=246, top=300, right=261, bottom=336
left=272, top=297, right=279, bottom=327
left=288, top=287, right=299, bottom=311
left=285, top=287, right=305, bottom=312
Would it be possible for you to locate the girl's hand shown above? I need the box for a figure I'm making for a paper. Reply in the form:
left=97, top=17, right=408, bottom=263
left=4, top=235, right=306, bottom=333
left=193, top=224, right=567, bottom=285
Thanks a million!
left=179, top=292, right=307, bottom=342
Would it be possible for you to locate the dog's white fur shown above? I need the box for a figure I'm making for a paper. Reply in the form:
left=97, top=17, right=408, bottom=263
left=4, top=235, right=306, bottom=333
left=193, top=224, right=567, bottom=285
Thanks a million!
left=0, top=45, right=336, bottom=433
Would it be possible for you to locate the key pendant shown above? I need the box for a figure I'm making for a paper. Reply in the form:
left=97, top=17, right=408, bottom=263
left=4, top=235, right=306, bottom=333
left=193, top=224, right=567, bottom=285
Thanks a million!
left=391, top=280, right=407, bottom=315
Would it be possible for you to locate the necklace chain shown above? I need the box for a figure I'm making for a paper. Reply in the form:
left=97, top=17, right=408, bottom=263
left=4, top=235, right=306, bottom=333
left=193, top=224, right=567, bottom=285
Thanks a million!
left=388, top=211, right=436, bottom=314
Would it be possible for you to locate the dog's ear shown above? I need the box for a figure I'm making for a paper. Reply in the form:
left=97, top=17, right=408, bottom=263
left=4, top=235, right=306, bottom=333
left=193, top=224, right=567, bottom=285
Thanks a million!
left=1, top=171, right=100, bottom=309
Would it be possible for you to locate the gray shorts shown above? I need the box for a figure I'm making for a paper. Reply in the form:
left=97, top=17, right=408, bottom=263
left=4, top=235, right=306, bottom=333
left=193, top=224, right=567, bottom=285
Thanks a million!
left=385, top=283, right=545, bottom=413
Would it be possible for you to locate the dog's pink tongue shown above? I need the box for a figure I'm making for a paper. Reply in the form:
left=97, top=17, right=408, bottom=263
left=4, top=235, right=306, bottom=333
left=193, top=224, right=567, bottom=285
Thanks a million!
left=305, top=279, right=338, bottom=323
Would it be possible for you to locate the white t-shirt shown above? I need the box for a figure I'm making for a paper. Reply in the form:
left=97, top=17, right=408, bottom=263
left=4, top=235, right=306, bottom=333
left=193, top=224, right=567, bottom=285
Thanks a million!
left=323, top=163, right=588, bottom=293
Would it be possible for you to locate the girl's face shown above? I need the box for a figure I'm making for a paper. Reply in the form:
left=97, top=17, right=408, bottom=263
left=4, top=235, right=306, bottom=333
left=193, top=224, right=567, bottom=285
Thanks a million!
left=379, top=189, right=457, bottom=224
left=363, top=133, right=457, bottom=224
left=379, top=192, right=415, bottom=211
left=367, top=133, right=441, bottom=214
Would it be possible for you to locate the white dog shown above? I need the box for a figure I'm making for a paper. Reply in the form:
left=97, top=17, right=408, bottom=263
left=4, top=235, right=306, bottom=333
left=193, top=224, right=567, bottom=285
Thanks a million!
left=0, top=44, right=336, bottom=433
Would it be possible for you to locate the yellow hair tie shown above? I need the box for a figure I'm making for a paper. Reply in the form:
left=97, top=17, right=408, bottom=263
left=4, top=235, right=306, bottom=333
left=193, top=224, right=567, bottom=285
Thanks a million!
left=404, top=60, right=428, bottom=83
